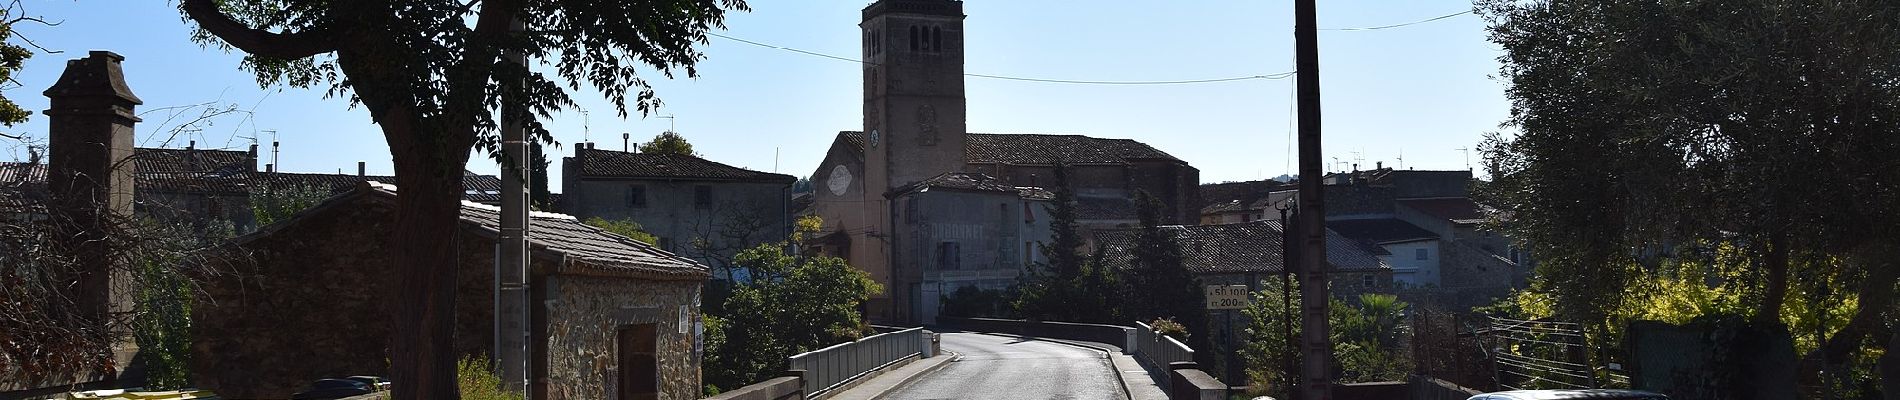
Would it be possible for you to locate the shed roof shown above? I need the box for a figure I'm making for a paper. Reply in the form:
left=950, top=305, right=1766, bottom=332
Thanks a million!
left=235, top=181, right=709, bottom=281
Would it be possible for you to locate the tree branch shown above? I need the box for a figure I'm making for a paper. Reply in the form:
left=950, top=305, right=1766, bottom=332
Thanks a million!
left=180, top=0, right=336, bottom=60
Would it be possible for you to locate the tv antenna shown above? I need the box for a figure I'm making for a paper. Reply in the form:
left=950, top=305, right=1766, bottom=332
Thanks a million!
left=658, top=114, right=677, bottom=133
left=1456, top=147, right=1471, bottom=171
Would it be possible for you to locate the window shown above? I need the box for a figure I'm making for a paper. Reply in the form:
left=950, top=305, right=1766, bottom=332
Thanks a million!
left=694, top=185, right=712, bottom=209
left=938, top=242, right=960, bottom=271
left=1362, top=274, right=1374, bottom=288
left=1023, top=202, right=1035, bottom=223
left=1024, top=241, right=1035, bottom=266
left=909, top=25, right=919, bottom=51
left=616, top=324, right=659, bottom=400
left=626, top=185, right=647, bottom=208
left=1415, top=248, right=1429, bottom=260
left=931, top=27, right=942, bottom=51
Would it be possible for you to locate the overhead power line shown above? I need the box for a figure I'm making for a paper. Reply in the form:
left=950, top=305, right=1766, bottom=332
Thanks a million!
left=1320, top=10, right=1473, bottom=31
left=707, top=32, right=1293, bottom=86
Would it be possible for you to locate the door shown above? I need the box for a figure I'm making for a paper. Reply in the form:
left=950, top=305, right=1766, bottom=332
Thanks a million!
left=617, top=324, right=659, bottom=400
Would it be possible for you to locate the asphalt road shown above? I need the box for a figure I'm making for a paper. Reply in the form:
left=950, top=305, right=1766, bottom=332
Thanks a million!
left=881, top=332, right=1125, bottom=400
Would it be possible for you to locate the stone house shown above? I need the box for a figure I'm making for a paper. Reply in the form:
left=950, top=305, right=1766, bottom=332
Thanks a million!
left=806, top=0, right=1199, bottom=324
left=887, top=172, right=1054, bottom=324
left=193, top=181, right=709, bottom=400
left=560, top=145, right=795, bottom=280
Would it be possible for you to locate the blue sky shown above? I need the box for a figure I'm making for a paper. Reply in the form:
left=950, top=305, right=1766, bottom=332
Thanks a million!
left=3, top=1, right=1507, bottom=188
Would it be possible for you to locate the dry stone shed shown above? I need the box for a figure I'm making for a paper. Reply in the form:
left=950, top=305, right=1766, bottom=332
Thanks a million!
left=193, top=181, right=709, bottom=400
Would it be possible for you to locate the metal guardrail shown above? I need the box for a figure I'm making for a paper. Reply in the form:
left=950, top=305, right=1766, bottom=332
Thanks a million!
left=1133, top=321, right=1196, bottom=370
left=787, top=327, right=930, bottom=398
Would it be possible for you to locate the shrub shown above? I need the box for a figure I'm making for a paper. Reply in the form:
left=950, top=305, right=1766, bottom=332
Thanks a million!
left=457, top=355, right=524, bottom=400
left=1150, top=317, right=1190, bottom=341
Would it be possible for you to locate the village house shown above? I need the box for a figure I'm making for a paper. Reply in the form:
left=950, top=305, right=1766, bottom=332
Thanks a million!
left=193, top=181, right=709, bottom=400
left=1219, top=166, right=1524, bottom=307
left=807, top=0, right=1200, bottom=324
left=887, top=172, right=1055, bottom=324
left=559, top=144, right=796, bottom=279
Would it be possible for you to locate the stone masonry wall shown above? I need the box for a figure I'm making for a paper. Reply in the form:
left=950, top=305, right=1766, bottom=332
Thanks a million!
left=541, top=275, right=701, bottom=400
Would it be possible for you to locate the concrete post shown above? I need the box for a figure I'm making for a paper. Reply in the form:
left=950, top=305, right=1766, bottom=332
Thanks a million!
left=495, top=17, right=533, bottom=396
left=43, top=50, right=143, bottom=379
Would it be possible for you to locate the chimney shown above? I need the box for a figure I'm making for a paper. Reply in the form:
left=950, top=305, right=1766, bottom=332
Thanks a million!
left=43, top=50, right=141, bottom=366
left=357, top=161, right=366, bottom=176
left=249, top=143, right=260, bottom=171
left=266, top=163, right=274, bottom=173
left=622, top=132, right=630, bottom=152
left=187, top=140, right=195, bottom=150
left=1376, top=161, right=1383, bottom=170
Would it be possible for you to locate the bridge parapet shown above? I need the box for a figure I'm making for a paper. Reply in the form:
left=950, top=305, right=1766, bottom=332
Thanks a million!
left=787, top=327, right=931, bottom=398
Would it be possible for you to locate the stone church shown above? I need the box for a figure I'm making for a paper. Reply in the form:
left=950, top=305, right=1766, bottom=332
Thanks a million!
left=808, top=0, right=1199, bottom=324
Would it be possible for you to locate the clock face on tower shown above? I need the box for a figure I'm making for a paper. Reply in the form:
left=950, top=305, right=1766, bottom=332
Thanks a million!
left=827, top=165, right=853, bottom=196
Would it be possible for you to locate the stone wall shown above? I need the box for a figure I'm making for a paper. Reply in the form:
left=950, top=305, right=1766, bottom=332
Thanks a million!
left=540, top=275, right=700, bottom=400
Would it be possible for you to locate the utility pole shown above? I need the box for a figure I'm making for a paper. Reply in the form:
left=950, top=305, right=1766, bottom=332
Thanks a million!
left=496, top=17, right=532, bottom=396
left=1294, top=0, right=1332, bottom=398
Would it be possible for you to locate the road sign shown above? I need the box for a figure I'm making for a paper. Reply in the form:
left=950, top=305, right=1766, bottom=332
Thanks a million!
left=1205, top=285, right=1250, bottom=310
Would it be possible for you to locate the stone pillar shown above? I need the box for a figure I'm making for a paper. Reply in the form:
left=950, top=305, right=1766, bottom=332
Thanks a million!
left=43, top=50, right=142, bottom=376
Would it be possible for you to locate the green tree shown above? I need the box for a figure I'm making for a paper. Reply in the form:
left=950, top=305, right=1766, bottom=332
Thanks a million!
left=1014, top=164, right=1123, bottom=323
left=529, top=141, right=551, bottom=210
left=702, top=216, right=880, bottom=391
left=0, top=5, right=34, bottom=128
left=1478, top=0, right=1900, bottom=390
left=1123, top=190, right=1201, bottom=328
left=179, top=1, right=747, bottom=396
left=582, top=217, right=658, bottom=245
left=1241, top=279, right=1302, bottom=399
left=1330, top=294, right=1410, bottom=383
left=1242, top=282, right=1413, bottom=395
left=639, top=130, right=696, bottom=156
left=248, top=184, right=331, bottom=229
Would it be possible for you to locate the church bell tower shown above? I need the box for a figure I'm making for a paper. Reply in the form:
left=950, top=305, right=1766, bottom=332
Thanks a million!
left=862, top=0, right=967, bottom=191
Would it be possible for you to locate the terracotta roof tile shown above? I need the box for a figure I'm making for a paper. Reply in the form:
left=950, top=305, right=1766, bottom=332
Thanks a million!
left=838, top=131, right=1181, bottom=165
left=1094, top=220, right=1388, bottom=275
left=570, top=148, right=794, bottom=182
left=1326, top=218, right=1439, bottom=244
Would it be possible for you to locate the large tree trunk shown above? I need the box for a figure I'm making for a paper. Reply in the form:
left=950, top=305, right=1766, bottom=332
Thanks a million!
left=1802, top=258, right=1898, bottom=386
left=384, top=113, right=474, bottom=400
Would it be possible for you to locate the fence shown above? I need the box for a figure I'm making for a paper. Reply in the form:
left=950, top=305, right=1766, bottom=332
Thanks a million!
left=1132, top=321, right=1196, bottom=371
left=786, top=327, right=930, bottom=398
left=1489, top=317, right=1597, bottom=390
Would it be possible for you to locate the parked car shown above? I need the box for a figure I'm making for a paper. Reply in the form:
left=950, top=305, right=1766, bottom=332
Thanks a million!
left=1469, top=389, right=1669, bottom=400
left=344, top=376, right=391, bottom=391
left=289, top=378, right=373, bottom=400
